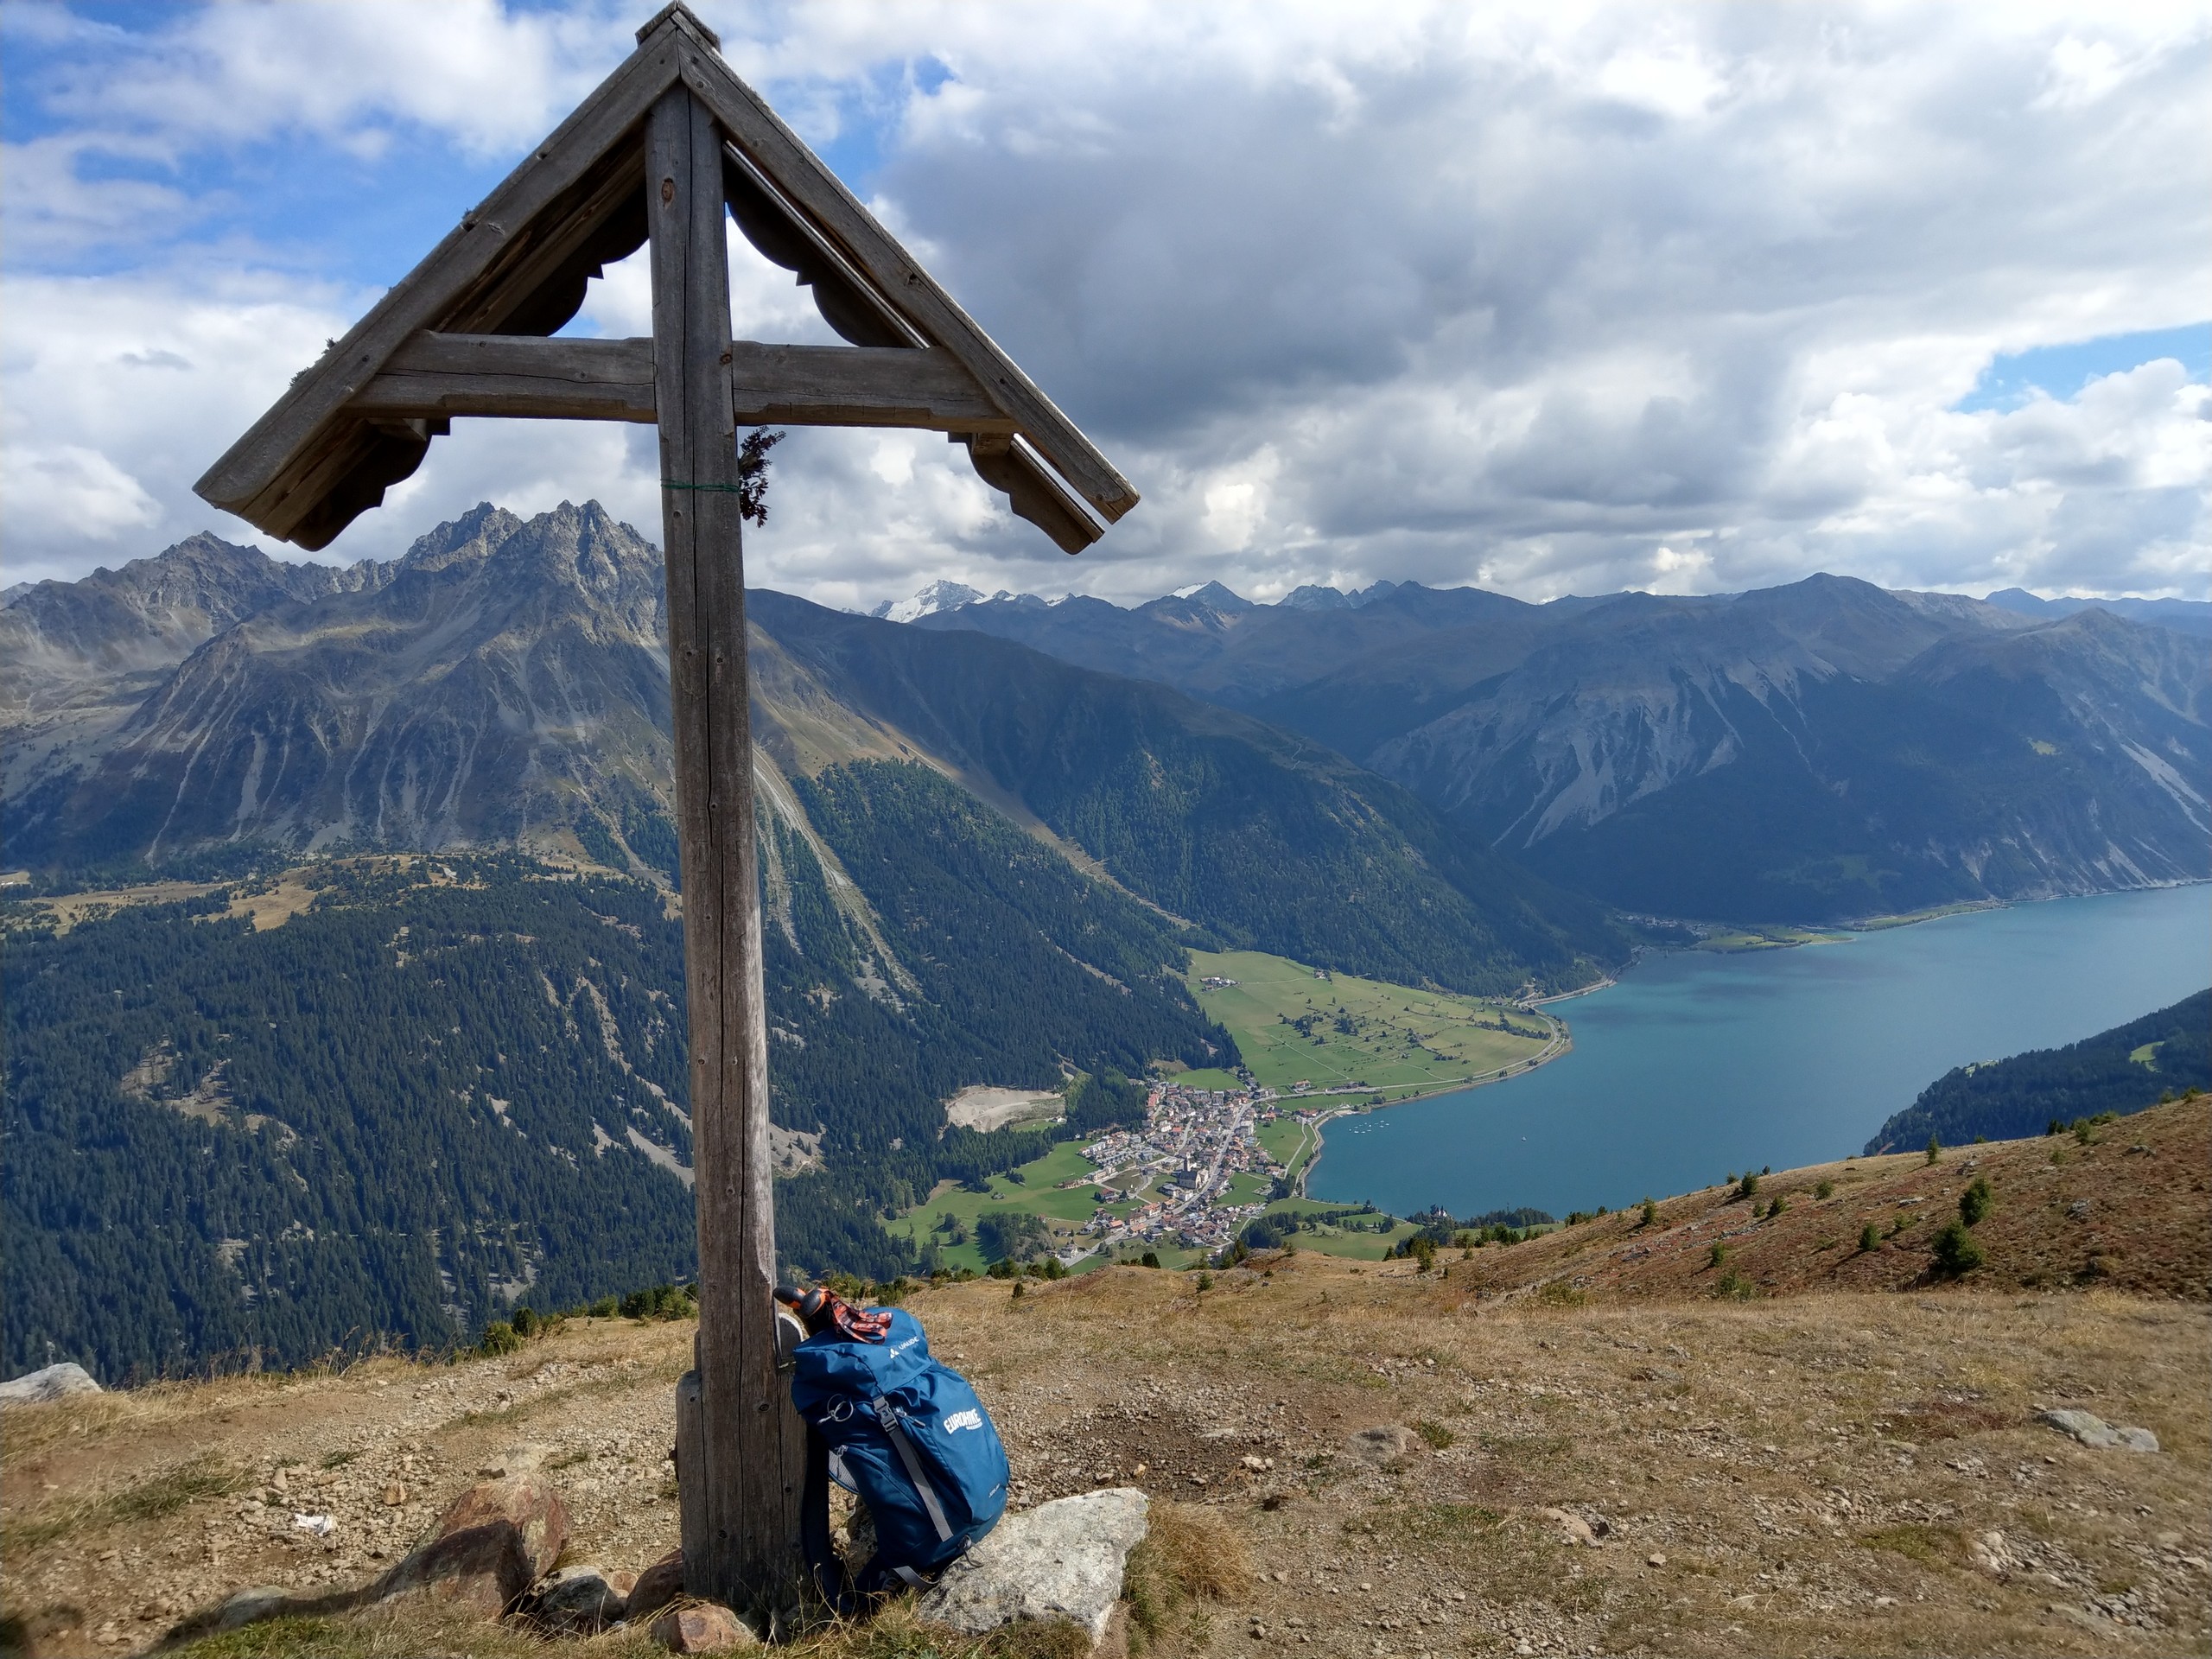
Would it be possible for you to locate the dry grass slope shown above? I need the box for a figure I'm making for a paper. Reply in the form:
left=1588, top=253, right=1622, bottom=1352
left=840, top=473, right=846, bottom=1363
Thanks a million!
left=3, top=1103, right=2205, bottom=1659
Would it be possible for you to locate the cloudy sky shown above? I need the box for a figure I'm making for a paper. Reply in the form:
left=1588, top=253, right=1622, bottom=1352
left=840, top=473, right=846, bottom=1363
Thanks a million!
left=3, top=0, right=2207, bottom=609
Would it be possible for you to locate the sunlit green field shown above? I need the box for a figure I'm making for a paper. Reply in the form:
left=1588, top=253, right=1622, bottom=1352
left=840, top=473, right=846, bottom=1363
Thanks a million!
left=1255, top=1196, right=1421, bottom=1260
left=1186, top=950, right=1551, bottom=1100
left=887, top=1140, right=1111, bottom=1273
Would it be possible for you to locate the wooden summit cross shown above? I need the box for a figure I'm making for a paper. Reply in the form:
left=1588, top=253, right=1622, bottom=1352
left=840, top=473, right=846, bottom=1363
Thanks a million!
left=197, top=1, right=1135, bottom=1621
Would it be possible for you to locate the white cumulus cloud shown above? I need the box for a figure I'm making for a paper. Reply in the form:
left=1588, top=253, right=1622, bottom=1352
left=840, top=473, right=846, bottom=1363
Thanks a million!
left=2, top=0, right=2205, bottom=607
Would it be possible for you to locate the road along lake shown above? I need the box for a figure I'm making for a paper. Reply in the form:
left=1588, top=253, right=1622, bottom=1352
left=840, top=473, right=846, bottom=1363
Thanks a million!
left=1306, top=884, right=2209, bottom=1223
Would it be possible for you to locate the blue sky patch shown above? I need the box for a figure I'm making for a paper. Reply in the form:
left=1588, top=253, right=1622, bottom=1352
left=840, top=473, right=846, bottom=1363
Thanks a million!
left=1955, top=323, right=2211, bottom=414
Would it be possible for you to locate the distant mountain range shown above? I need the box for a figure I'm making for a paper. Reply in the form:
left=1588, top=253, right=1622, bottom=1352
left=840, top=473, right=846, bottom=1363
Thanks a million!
left=910, top=575, right=2210, bottom=922
left=8, top=521, right=2203, bottom=933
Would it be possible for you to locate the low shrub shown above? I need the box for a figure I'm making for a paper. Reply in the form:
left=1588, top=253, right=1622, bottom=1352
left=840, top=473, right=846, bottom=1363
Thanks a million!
left=1815, top=1180, right=1834, bottom=1200
left=1960, top=1177, right=1993, bottom=1227
left=478, top=1321, right=523, bottom=1357
left=1930, top=1219, right=1985, bottom=1277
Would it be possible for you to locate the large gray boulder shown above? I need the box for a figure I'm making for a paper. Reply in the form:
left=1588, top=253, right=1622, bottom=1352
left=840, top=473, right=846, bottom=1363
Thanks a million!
left=918, top=1489, right=1148, bottom=1642
left=0, top=1362, right=101, bottom=1407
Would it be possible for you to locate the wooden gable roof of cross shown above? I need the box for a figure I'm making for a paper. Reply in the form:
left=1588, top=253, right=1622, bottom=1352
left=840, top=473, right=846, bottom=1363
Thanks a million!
left=194, top=1, right=1136, bottom=554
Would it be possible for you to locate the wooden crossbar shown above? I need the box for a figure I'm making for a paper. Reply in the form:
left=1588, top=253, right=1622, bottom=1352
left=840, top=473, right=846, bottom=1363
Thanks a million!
left=347, top=332, right=1016, bottom=433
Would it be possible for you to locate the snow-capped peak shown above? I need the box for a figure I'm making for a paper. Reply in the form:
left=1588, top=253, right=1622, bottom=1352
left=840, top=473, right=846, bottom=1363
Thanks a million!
left=873, top=580, right=986, bottom=623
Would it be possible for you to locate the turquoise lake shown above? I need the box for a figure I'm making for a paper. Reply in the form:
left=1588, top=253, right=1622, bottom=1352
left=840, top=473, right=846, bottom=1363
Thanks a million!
left=1306, top=885, right=2209, bottom=1222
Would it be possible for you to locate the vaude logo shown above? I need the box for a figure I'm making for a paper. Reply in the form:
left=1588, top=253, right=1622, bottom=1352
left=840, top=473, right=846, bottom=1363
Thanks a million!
left=943, top=1408, right=983, bottom=1432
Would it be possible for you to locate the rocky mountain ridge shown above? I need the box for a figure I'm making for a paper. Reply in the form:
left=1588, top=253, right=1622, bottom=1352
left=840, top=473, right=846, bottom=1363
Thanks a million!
left=912, top=572, right=2211, bottom=921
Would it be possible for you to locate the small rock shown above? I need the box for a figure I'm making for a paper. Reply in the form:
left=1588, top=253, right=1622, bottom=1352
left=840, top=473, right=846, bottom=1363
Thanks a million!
left=1348, top=1426, right=1415, bottom=1467
left=1646, top=1553, right=1667, bottom=1567
left=1535, top=1507, right=1599, bottom=1547
left=383, top=1483, right=408, bottom=1506
left=2066, top=1200, right=2092, bottom=1221
left=477, top=1444, right=551, bottom=1478
left=0, top=1362, right=102, bottom=1407
left=1970, top=1531, right=2019, bottom=1579
left=2040, top=1408, right=2118, bottom=1447
left=918, top=1487, right=1149, bottom=1641
left=531, top=1563, right=627, bottom=1634
left=626, top=1549, right=688, bottom=1623
left=652, top=1602, right=757, bottom=1652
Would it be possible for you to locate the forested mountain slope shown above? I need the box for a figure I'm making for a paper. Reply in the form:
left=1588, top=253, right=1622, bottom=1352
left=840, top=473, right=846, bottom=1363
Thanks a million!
left=918, top=575, right=2209, bottom=923
left=3, top=828, right=1225, bottom=1379
left=1865, top=988, right=2211, bottom=1154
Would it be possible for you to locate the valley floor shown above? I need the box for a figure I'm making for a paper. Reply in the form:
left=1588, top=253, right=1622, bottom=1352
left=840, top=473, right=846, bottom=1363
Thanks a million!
left=4, top=1115, right=2206, bottom=1659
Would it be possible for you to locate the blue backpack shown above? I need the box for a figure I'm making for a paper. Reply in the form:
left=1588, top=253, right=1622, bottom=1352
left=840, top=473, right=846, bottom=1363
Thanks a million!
left=788, top=1304, right=1009, bottom=1603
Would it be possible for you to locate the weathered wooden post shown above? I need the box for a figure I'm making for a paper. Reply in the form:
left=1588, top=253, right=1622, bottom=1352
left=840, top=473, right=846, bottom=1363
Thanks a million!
left=194, top=1, right=1136, bottom=1620
left=642, top=71, right=806, bottom=1611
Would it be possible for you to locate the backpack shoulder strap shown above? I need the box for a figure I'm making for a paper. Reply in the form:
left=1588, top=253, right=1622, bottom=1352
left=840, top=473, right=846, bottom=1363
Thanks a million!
left=872, top=1394, right=955, bottom=1545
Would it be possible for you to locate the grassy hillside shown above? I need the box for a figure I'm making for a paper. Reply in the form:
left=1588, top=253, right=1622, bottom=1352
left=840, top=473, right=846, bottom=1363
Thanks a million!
left=3, top=1099, right=2203, bottom=1659
left=1179, top=949, right=1554, bottom=1100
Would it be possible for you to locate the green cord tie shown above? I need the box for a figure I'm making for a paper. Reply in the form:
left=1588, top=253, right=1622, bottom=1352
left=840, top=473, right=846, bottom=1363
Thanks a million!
left=660, top=480, right=751, bottom=493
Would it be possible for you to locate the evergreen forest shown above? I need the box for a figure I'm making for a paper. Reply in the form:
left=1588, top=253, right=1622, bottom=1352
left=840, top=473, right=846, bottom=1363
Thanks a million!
left=3, top=762, right=1230, bottom=1381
